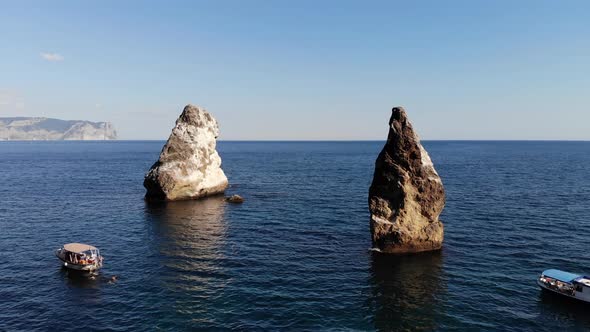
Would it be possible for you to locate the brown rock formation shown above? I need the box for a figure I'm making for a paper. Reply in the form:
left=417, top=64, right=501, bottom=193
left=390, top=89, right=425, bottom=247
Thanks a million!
left=368, top=107, right=445, bottom=253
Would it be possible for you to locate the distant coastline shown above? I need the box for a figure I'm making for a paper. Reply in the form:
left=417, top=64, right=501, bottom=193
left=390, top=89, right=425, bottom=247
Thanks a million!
left=0, top=117, right=117, bottom=141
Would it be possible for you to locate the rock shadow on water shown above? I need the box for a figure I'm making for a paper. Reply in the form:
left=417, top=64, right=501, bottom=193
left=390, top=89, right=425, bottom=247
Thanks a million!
left=368, top=251, right=446, bottom=331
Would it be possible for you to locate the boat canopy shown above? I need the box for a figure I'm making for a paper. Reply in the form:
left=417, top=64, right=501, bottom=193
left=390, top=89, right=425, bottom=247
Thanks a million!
left=63, top=243, right=98, bottom=254
left=542, top=269, right=580, bottom=283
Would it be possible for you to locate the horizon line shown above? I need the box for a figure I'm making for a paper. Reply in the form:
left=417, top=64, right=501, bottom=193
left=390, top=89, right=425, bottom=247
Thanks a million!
left=5, top=139, right=587, bottom=142
left=3, top=139, right=590, bottom=142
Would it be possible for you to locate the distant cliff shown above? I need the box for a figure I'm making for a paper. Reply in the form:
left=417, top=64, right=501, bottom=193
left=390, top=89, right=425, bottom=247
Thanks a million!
left=0, top=117, right=117, bottom=140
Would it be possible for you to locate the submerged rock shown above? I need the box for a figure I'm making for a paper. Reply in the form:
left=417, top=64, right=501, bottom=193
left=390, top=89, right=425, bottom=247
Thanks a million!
left=368, top=107, right=445, bottom=254
left=144, top=104, right=228, bottom=201
left=225, top=194, right=244, bottom=204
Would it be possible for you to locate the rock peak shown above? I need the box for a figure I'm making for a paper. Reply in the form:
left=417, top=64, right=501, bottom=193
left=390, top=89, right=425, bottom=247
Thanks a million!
left=369, top=106, right=445, bottom=254
left=392, top=106, right=405, bottom=114
left=182, top=104, right=206, bottom=116
left=144, top=104, right=228, bottom=201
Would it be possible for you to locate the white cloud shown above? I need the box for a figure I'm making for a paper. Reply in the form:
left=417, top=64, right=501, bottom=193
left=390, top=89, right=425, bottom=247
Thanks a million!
left=40, top=52, right=64, bottom=61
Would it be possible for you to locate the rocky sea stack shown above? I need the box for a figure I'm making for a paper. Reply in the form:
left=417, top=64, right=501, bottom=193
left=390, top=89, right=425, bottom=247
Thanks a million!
left=144, top=104, right=228, bottom=201
left=369, top=107, right=445, bottom=254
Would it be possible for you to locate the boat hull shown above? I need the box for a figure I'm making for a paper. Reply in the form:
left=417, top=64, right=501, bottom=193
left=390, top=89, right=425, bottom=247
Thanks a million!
left=537, top=280, right=590, bottom=304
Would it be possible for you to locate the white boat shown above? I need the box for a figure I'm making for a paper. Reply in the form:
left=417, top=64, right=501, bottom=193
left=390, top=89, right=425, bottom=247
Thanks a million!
left=537, top=269, right=590, bottom=303
left=55, top=243, right=103, bottom=272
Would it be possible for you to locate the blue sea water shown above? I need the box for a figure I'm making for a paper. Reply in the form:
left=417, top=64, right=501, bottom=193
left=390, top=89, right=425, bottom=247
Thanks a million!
left=1, top=141, right=590, bottom=331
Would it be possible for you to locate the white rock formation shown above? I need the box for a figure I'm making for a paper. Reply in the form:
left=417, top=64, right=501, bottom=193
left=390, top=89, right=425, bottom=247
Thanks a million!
left=143, top=104, right=228, bottom=201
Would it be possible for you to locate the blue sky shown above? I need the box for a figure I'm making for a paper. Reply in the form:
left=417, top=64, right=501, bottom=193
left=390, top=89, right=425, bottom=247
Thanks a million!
left=1, top=0, right=589, bottom=140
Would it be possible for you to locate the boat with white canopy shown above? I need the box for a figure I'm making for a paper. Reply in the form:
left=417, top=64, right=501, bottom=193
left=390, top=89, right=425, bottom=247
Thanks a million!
left=55, top=243, right=103, bottom=272
left=537, top=269, right=590, bottom=303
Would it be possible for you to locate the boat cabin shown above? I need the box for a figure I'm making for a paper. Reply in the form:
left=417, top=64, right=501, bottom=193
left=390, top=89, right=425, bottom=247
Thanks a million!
left=538, top=269, right=590, bottom=302
left=55, top=243, right=103, bottom=271
left=63, top=243, right=100, bottom=263
left=573, top=276, right=590, bottom=295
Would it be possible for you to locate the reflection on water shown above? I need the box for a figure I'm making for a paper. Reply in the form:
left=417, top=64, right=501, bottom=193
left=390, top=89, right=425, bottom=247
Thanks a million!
left=56, top=268, right=109, bottom=311
left=59, top=267, right=101, bottom=289
left=368, top=251, right=446, bottom=331
left=145, top=196, right=228, bottom=280
left=144, top=197, right=229, bottom=324
left=537, top=290, right=590, bottom=325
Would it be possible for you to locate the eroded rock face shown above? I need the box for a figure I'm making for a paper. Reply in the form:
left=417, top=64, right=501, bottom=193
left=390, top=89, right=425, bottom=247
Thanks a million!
left=144, top=104, right=228, bottom=201
left=369, top=107, right=445, bottom=253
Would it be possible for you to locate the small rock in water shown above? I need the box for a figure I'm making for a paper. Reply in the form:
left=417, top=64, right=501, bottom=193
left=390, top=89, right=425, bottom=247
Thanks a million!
left=226, top=194, right=244, bottom=203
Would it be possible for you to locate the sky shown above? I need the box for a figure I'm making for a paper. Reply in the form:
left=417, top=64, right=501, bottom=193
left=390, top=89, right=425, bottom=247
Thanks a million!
left=1, top=0, right=589, bottom=140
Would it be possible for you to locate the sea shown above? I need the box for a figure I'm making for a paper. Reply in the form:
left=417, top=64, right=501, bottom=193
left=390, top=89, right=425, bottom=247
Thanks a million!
left=1, top=141, right=589, bottom=331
